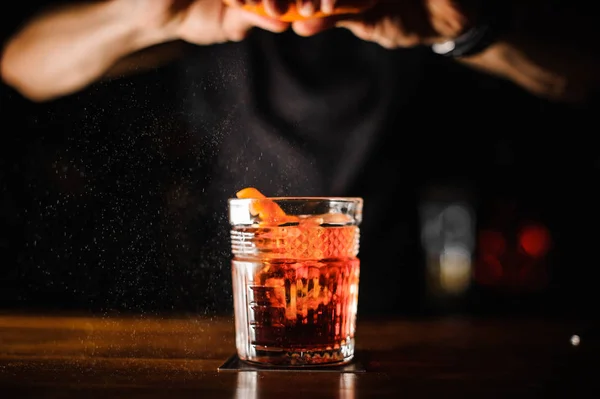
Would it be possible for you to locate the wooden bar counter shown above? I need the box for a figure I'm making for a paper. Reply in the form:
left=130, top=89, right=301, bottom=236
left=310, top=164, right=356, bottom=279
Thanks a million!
left=0, top=313, right=595, bottom=398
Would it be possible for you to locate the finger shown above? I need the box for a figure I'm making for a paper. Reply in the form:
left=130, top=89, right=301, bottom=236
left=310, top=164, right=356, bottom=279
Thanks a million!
left=336, top=20, right=398, bottom=48
left=225, top=0, right=260, bottom=8
left=335, top=20, right=377, bottom=43
left=236, top=0, right=262, bottom=7
left=292, top=15, right=339, bottom=36
left=335, top=20, right=367, bottom=38
left=320, top=0, right=335, bottom=14
left=296, top=0, right=319, bottom=18
left=426, top=0, right=469, bottom=38
left=264, top=0, right=290, bottom=17
left=334, top=19, right=361, bottom=30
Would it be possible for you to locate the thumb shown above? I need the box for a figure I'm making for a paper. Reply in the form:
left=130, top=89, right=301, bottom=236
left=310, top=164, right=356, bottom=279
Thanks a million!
left=237, top=8, right=291, bottom=32
left=334, top=19, right=395, bottom=48
left=223, top=7, right=290, bottom=37
left=335, top=19, right=362, bottom=29
left=222, top=7, right=289, bottom=41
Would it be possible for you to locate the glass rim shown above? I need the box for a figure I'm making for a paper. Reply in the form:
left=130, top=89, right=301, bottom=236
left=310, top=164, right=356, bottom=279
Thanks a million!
left=228, top=197, right=363, bottom=204
left=228, top=197, right=363, bottom=226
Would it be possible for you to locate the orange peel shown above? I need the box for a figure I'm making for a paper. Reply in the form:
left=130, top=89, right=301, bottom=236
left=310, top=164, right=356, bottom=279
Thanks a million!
left=236, top=187, right=299, bottom=224
left=223, top=0, right=377, bottom=22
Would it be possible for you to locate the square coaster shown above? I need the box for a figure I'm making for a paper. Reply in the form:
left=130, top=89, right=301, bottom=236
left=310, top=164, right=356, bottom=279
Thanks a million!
left=218, top=354, right=366, bottom=373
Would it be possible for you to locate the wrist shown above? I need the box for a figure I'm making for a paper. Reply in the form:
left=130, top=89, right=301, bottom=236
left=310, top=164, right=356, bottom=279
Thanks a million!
left=431, top=0, right=514, bottom=59
left=111, top=0, right=181, bottom=52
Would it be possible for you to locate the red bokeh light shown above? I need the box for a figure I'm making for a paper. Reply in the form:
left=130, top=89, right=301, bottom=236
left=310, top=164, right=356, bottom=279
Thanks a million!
left=518, top=224, right=551, bottom=258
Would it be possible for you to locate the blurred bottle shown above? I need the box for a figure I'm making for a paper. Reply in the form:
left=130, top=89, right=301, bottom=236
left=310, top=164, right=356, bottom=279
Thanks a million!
left=222, top=0, right=378, bottom=22
left=419, top=181, right=476, bottom=314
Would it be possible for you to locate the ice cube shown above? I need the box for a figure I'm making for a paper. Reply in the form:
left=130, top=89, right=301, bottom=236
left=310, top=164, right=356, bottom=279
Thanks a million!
left=286, top=282, right=297, bottom=320
left=299, top=216, right=324, bottom=226
left=319, top=213, right=353, bottom=225
left=265, top=278, right=286, bottom=307
left=298, top=213, right=353, bottom=226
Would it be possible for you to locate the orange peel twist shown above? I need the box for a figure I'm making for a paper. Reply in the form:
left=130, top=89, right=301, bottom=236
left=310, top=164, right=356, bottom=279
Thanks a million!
left=223, top=0, right=377, bottom=22
left=236, top=187, right=299, bottom=224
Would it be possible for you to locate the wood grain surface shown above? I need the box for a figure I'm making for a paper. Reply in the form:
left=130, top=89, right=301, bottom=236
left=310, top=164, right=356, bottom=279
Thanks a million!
left=0, top=314, right=595, bottom=398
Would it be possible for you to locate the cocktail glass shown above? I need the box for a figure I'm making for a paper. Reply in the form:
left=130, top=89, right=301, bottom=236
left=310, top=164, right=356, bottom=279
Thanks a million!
left=229, top=195, right=363, bottom=366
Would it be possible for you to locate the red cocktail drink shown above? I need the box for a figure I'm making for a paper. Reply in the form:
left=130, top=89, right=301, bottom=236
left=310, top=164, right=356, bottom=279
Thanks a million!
left=229, top=189, right=362, bottom=366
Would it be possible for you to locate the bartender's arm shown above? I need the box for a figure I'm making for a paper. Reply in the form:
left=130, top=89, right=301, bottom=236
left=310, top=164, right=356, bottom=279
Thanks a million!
left=0, top=0, right=288, bottom=102
left=459, top=1, right=598, bottom=103
left=291, top=0, right=599, bottom=103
